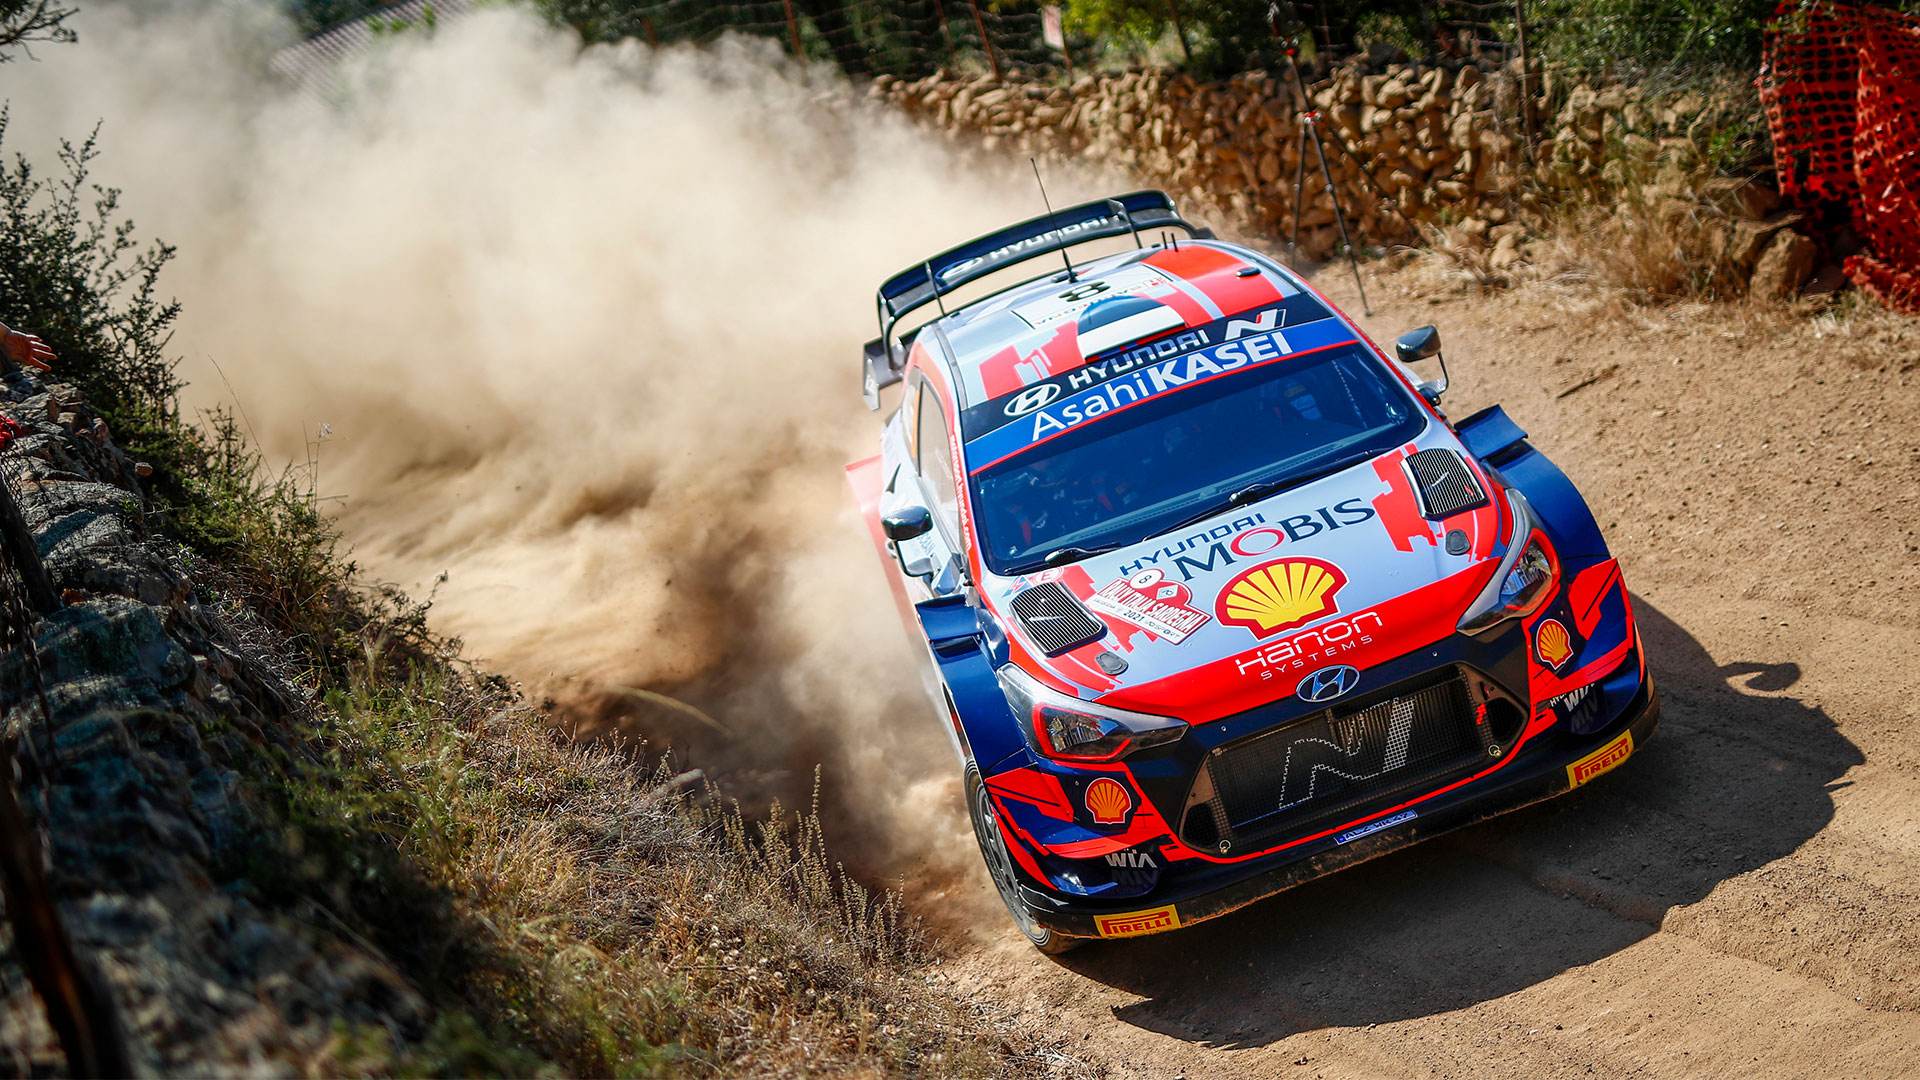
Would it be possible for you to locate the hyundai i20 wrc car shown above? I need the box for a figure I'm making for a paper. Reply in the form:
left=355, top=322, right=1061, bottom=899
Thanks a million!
left=846, top=191, right=1659, bottom=952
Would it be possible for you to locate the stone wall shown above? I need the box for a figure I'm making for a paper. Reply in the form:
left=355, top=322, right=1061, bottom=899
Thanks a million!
left=0, top=368, right=429, bottom=1071
left=870, top=64, right=1811, bottom=298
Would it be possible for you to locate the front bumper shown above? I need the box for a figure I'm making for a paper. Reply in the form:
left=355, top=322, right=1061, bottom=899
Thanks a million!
left=1022, top=673, right=1660, bottom=940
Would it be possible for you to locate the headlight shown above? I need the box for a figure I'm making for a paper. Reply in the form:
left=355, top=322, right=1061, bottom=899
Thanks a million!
left=995, top=664, right=1188, bottom=762
left=1458, top=490, right=1559, bottom=635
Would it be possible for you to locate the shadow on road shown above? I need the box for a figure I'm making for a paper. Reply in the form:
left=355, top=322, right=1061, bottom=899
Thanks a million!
left=1049, top=596, right=1860, bottom=1047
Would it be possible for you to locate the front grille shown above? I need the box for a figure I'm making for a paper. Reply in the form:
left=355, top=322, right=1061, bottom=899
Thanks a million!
left=1408, top=448, right=1486, bottom=518
left=1190, top=669, right=1488, bottom=849
left=1009, top=582, right=1107, bottom=656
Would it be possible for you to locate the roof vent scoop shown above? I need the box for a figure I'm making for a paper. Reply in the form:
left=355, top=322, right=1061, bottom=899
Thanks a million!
left=1009, top=582, right=1108, bottom=656
left=1076, top=295, right=1185, bottom=361
left=1407, top=448, right=1488, bottom=518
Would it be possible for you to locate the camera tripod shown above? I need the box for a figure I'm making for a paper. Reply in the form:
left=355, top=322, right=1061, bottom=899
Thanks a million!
left=1269, top=2, right=1372, bottom=316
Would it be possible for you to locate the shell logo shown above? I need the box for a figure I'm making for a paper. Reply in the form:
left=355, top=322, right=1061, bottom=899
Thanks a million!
left=1215, top=558, right=1349, bottom=638
left=1536, top=618, right=1574, bottom=672
left=1084, top=777, right=1133, bottom=825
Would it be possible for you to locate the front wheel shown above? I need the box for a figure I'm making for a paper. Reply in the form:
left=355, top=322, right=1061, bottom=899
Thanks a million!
left=966, top=765, right=1083, bottom=955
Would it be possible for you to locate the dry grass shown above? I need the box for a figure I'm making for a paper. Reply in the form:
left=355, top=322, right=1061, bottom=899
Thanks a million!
left=1798, top=297, right=1920, bottom=373
left=1402, top=195, right=1764, bottom=320
left=1527, top=202, right=1750, bottom=303
left=262, top=661, right=1093, bottom=1078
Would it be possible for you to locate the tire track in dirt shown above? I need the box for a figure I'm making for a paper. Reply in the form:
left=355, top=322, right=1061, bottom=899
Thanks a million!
left=940, top=264, right=1920, bottom=1078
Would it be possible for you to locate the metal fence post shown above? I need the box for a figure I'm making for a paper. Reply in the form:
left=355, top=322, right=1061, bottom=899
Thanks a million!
left=968, top=0, right=1002, bottom=79
left=1166, top=0, right=1193, bottom=65
left=1514, top=0, right=1538, bottom=160
left=783, top=0, right=804, bottom=58
left=933, top=0, right=954, bottom=61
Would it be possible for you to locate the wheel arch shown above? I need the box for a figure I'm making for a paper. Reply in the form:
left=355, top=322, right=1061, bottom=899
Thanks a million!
left=915, top=594, right=1030, bottom=773
left=1457, top=403, right=1609, bottom=561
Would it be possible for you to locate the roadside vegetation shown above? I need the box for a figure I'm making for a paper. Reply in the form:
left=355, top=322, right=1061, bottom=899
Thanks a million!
left=514, top=0, right=1784, bottom=81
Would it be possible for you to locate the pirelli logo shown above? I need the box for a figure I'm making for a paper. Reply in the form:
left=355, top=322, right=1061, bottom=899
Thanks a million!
left=1094, top=904, right=1182, bottom=939
left=1567, top=731, right=1634, bottom=788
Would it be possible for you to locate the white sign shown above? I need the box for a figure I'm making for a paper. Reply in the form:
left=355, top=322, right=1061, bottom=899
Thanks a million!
left=1042, top=5, right=1065, bottom=51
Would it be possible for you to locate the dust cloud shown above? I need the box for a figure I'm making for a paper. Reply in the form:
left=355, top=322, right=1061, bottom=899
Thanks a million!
left=3, top=1, right=1125, bottom=891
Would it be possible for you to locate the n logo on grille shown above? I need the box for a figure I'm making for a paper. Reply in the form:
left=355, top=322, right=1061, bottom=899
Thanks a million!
left=1297, top=665, right=1360, bottom=703
left=1269, top=697, right=1419, bottom=813
left=1208, top=675, right=1475, bottom=836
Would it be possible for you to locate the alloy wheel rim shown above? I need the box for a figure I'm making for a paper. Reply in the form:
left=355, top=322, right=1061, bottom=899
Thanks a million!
left=973, top=784, right=1042, bottom=939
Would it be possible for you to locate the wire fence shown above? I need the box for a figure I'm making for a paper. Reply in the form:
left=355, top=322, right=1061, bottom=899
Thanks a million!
left=303, top=0, right=1800, bottom=91
left=542, top=0, right=1062, bottom=80
left=535, top=0, right=1553, bottom=81
left=303, top=0, right=1786, bottom=97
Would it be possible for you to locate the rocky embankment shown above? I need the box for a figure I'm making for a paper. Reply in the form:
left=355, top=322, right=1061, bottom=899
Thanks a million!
left=873, top=62, right=1817, bottom=299
left=0, top=367, right=424, bottom=1072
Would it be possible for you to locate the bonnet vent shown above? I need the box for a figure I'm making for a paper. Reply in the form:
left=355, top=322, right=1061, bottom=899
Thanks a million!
left=1009, top=582, right=1107, bottom=656
left=1407, top=448, right=1487, bottom=519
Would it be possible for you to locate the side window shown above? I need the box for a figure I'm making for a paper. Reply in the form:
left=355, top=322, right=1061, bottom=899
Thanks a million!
left=914, top=382, right=959, bottom=526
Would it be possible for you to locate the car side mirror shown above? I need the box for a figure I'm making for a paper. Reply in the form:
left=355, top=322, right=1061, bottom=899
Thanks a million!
left=882, top=504, right=933, bottom=542
left=1395, top=324, right=1448, bottom=403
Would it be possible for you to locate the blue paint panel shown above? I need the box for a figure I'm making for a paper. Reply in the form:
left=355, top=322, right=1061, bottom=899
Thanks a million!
left=912, top=601, right=1031, bottom=772
left=1456, top=404, right=1528, bottom=462
left=1499, top=445, right=1609, bottom=560
left=1583, top=644, right=1646, bottom=734
left=916, top=595, right=981, bottom=657
left=994, top=783, right=1104, bottom=849
left=1574, top=563, right=1631, bottom=663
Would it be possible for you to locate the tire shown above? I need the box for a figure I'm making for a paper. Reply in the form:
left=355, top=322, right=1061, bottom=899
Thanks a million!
left=966, top=765, right=1084, bottom=955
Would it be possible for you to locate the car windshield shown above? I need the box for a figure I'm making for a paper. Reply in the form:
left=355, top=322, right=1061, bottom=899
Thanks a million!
left=971, top=344, right=1424, bottom=576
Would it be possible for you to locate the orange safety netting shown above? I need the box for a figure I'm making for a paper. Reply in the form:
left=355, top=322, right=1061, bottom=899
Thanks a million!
left=1761, top=0, right=1920, bottom=310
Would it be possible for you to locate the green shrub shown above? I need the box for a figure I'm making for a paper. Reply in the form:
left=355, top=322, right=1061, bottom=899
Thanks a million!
left=0, top=112, right=195, bottom=498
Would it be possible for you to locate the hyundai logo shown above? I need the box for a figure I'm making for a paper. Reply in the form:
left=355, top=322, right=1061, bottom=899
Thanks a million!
left=1297, top=665, right=1361, bottom=703
left=1003, top=382, right=1062, bottom=416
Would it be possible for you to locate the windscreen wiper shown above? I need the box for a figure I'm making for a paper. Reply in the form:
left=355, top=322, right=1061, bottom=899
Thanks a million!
left=1039, top=543, right=1122, bottom=568
left=1147, top=447, right=1383, bottom=541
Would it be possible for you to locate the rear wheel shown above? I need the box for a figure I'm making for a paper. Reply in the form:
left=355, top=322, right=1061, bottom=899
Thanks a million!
left=966, top=765, right=1083, bottom=955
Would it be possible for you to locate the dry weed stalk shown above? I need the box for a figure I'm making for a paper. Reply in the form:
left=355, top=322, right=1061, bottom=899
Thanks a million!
left=284, top=666, right=1092, bottom=1078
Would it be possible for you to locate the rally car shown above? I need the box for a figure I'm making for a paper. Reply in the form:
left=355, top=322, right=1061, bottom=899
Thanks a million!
left=847, top=191, right=1659, bottom=952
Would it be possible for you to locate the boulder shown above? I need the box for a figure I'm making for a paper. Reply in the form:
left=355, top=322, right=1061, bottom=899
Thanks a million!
left=1490, top=232, right=1527, bottom=269
left=1750, top=230, right=1819, bottom=301
left=1489, top=222, right=1528, bottom=245
left=1699, top=177, right=1782, bottom=220
left=1729, top=211, right=1807, bottom=271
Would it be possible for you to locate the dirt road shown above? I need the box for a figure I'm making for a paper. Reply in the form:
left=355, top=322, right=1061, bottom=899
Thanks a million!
left=935, top=267, right=1920, bottom=1079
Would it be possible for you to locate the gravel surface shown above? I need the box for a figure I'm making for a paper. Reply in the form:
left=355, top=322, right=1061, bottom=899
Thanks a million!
left=939, top=267, right=1920, bottom=1080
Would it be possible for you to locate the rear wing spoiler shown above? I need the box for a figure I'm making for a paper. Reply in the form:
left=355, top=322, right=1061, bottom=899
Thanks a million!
left=862, top=190, right=1207, bottom=410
